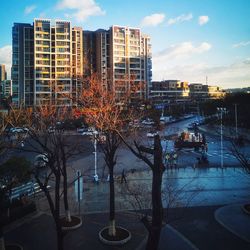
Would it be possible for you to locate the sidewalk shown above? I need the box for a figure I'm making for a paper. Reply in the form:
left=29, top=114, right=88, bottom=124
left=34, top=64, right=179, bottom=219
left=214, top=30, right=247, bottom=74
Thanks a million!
left=4, top=204, right=250, bottom=250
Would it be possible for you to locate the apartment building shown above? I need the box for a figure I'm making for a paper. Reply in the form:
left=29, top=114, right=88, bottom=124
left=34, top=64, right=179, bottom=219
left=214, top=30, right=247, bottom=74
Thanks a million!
left=34, top=19, right=73, bottom=105
left=72, top=27, right=83, bottom=101
left=110, top=25, right=152, bottom=101
left=12, top=19, right=83, bottom=106
left=12, top=23, right=34, bottom=106
left=82, top=26, right=152, bottom=101
left=12, top=20, right=151, bottom=106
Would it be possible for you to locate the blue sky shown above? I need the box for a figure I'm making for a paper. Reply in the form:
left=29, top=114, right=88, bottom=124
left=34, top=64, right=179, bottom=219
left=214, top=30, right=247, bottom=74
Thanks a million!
left=0, top=0, right=250, bottom=88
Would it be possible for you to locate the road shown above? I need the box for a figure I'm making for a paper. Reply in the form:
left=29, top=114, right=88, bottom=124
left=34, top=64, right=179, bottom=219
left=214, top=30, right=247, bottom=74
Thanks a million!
left=5, top=115, right=249, bottom=174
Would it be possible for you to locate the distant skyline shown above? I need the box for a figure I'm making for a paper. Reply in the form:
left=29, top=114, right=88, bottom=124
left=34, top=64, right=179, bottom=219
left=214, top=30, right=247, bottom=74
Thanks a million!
left=0, top=0, right=249, bottom=89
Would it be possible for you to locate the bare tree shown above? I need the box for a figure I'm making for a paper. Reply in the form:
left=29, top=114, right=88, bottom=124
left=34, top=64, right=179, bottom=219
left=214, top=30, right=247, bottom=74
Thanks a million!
left=7, top=105, right=84, bottom=250
left=76, top=74, right=142, bottom=237
left=119, top=134, right=165, bottom=250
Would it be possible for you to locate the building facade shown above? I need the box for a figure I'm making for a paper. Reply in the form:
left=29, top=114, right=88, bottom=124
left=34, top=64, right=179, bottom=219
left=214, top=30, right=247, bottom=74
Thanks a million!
left=110, top=26, right=151, bottom=101
left=12, top=23, right=34, bottom=106
left=149, top=80, right=224, bottom=105
left=0, top=64, right=7, bottom=82
left=150, top=80, right=190, bottom=105
left=12, top=20, right=151, bottom=106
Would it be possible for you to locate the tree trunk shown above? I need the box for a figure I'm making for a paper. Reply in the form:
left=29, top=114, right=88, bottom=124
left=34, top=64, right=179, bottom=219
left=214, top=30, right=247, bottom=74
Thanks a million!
left=109, top=167, right=116, bottom=236
left=55, top=170, right=64, bottom=250
left=146, top=170, right=163, bottom=250
left=146, top=135, right=164, bottom=250
left=0, top=227, right=5, bottom=250
left=63, top=166, right=71, bottom=222
left=55, top=220, right=64, bottom=250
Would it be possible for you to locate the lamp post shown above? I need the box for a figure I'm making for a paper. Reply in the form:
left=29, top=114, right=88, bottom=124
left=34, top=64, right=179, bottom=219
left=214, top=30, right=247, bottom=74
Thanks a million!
left=93, top=130, right=99, bottom=182
left=217, top=107, right=226, bottom=168
left=234, top=104, right=238, bottom=138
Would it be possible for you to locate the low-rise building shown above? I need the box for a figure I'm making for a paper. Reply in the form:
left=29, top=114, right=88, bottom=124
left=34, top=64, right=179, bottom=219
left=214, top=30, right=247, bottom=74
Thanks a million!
left=149, top=80, right=225, bottom=106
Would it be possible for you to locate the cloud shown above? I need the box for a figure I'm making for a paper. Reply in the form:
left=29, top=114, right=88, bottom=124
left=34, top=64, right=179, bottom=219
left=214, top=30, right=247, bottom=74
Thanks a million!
left=167, top=13, right=193, bottom=25
left=152, top=58, right=250, bottom=89
left=198, top=16, right=209, bottom=26
left=0, top=45, right=12, bottom=79
left=154, top=42, right=212, bottom=61
left=140, top=13, right=165, bottom=27
left=56, top=0, right=105, bottom=22
left=232, top=41, right=250, bottom=48
left=24, top=5, right=36, bottom=15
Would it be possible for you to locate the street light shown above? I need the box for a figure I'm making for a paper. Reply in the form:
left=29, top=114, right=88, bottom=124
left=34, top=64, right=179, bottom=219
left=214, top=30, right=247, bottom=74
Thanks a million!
left=93, top=130, right=99, bottom=182
left=234, top=104, right=238, bottom=138
left=217, top=107, right=227, bottom=168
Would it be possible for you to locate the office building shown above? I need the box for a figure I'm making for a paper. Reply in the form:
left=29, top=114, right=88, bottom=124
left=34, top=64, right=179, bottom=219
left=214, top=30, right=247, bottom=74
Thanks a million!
left=150, top=80, right=189, bottom=105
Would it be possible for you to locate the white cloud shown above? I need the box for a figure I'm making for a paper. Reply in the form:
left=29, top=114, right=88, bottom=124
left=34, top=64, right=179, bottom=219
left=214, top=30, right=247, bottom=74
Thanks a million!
left=232, top=41, right=250, bottom=48
left=24, top=5, right=36, bottom=15
left=140, top=13, right=165, bottom=27
left=152, top=58, right=250, bottom=89
left=198, top=16, right=209, bottom=26
left=154, top=42, right=212, bottom=61
left=167, top=13, right=193, bottom=25
left=0, top=45, right=12, bottom=79
left=56, top=0, right=105, bottom=22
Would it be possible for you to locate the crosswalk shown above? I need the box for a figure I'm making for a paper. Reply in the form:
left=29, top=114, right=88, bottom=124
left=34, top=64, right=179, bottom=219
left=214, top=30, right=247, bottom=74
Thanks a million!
left=181, top=149, right=235, bottom=159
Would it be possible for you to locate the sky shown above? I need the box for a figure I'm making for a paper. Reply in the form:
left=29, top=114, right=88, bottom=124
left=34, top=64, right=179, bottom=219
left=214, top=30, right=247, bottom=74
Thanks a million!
left=0, top=0, right=250, bottom=89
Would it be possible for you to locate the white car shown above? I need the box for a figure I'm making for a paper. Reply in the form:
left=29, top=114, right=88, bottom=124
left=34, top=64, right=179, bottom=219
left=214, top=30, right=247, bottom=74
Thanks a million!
left=142, top=119, right=155, bottom=126
left=147, top=131, right=158, bottom=138
left=82, top=128, right=97, bottom=136
left=34, top=154, right=49, bottom=168
left=10, top=127, right=29, bottom=133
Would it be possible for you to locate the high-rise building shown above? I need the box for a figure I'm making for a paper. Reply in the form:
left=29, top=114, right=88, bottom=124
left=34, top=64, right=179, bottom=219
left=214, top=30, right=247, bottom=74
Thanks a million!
left=83, top=30, right=97, bottom=77
left=109, top=25, right=151, bottom=101
left=0, top=64, right=7, bottom=82
left=95, top=29, right=110, bottom=90
left=12, top=20, right=151, bottom=106
left=34, top=19, right=73, bottom=105
left=72, top=27, right=83, bottom=101
left=12, top=19, right=83, bottom=106
left=83, top=26, right=152, bottom=100
left=12, top=23, right=34, bottom=106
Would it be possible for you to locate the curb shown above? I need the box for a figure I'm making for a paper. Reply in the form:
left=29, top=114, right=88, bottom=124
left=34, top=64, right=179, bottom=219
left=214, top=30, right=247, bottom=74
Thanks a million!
left=99, top=226, right=131, bottom=246
left=214, top=205, right=250, bottom=243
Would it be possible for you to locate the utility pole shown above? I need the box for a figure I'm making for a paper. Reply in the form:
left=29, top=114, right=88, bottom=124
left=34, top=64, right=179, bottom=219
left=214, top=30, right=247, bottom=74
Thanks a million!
left=234, top=104, right=238, bottom=138
left=93, top=130, right=99, bottom=182
left=217, top=107, right=226, bottom=168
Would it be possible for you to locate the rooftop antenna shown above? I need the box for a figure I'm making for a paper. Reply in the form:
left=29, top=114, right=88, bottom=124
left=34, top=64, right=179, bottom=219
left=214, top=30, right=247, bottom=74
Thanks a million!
left=206, top=76, right=208, bottom=85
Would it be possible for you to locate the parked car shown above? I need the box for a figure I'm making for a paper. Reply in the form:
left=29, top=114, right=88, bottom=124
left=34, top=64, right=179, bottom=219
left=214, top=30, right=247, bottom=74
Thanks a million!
left=10, top=127, right=29, bottom=133
left=77, top=127, right=88, bottom=133
left=34, top=154, right=49, bottom=168
left=48, top=126, right=56, bottom=134
left=142, top=118, right=155, bottom=126
left=147, top=131, right=158, bottom=138
left=82, top=127, right=97, bottom=136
